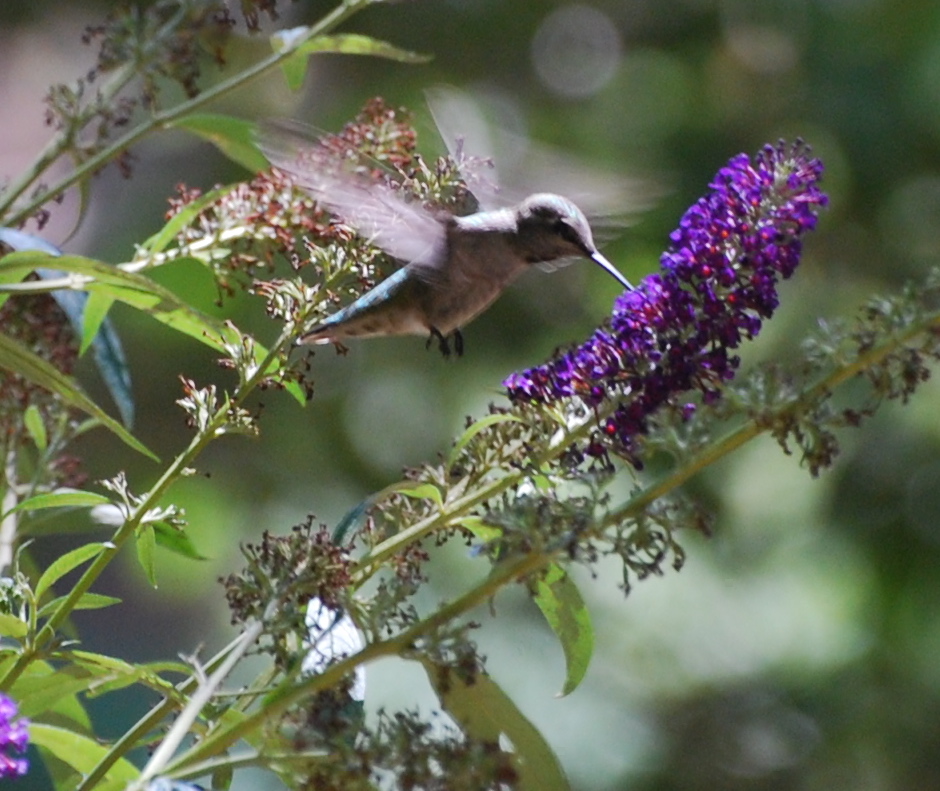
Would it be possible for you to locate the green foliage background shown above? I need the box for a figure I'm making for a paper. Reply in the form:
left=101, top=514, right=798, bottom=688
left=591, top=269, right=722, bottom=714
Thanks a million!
left=4, top=0, right=940, bottom=788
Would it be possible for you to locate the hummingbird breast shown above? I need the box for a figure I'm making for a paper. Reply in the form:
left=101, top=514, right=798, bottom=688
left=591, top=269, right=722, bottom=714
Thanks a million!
left=302, top=213, right=530, bottom=344
left=419, top=215, right=530, bottom=333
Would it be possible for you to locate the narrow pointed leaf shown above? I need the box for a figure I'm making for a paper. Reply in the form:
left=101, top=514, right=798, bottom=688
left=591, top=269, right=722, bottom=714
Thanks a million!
left=153, top=521, right=207, bottom=560
left=35, top=542, right=106, bottom=602
left=62, top=650, right=185, bottom=696
left=137, top=524, right=157, bottom=588
left=9, top=489, right=111, bottom=516
left=0, top=252, right=305, bottom=403
left=0, top=251, right=241, bottom=349
left=80, top=291, right=112, bottom=354
left=0, top=227, right=60, bottom=310
left=172, top=114, right=269, bottom=172
left=12, top=665, right=99, bottom=719
left=23, top=404, right=47, bottom=449
left=421, top=659, right=569, bottom=791
left=453, top=515, right=502, bottom=543
left=38, top=592, right=122, bottom=617
left=533, top=564, right=594, bottom=696
left=9, top=661, right=92, bottom=732
left=29, top=724, right=139, bottom=786
left=271, top=31, right=430, bottom=91
left=0, top=332, right=156, bottom=460
left=390, top=481, right=444, bottom=508
left=13, top=262, right=135, bottom=428
left=35, top=269, right=136, bottom=427
left=0, top=613, right=28, bottom=639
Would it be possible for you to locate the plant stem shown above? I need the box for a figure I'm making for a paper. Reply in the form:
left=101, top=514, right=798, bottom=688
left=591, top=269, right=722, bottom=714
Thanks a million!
left=2, top=0, right=372, bottom=228
left=112, top=307, right=940, bottom=780
left=161, top=549, right=550, bottom=775
left=76, top=632, right=257, bottom=791
left=0, top=324, right=291, bottom=690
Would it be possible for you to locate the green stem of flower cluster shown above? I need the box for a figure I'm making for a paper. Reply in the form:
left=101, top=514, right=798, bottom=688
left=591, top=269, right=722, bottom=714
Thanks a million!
left=161, top=547, right=550, bottom=776
left=351, top=408, right=607, bottom=580
left=601, top=306, right=940, bottom=530
left=1, top=0, right=376, bottom=691
left=79, top=306, right=940, bottom=782
left=0, top=319, right=291, bottom=684
left=76, top=632, right=258, bottom=791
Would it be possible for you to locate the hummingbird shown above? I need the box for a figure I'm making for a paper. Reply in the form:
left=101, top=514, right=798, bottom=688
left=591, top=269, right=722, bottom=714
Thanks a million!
left=257, top=120, right=634, bottom=357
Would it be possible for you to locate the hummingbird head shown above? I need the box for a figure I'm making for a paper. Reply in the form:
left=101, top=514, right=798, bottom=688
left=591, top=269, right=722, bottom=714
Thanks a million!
left=515, top=194, right=632, bottom=290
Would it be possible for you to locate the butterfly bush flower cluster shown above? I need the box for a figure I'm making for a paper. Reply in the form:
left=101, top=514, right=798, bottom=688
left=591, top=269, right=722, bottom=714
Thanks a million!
left=505, top=141, right=828, bottom=462
left=0, top=694, right=29, bottom=779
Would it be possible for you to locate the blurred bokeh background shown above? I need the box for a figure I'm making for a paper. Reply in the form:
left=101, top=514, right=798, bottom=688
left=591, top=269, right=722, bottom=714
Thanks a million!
left=4, top=0, right=940, bottom=788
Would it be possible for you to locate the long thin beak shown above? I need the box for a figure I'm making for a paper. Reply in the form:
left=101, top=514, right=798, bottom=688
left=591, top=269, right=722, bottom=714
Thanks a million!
left=590, top=250, right=632, bottom=291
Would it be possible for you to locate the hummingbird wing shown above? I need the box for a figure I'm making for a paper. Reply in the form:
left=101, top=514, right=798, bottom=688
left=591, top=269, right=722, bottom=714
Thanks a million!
left=256, top=120, right=447, bottom=267
left=426, top=86, right=504, bottom=211
left=426, top=85, right=662, bottom=219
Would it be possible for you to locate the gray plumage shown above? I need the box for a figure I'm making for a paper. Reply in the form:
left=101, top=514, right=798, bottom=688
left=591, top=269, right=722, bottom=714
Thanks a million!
left=257, top=122, right=632, bottom=356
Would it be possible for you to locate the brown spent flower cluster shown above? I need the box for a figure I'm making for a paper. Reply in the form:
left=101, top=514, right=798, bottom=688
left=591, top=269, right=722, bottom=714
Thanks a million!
left=0, top=286, right=86, bottom=486
left=165, top=99, right=422, bottom=300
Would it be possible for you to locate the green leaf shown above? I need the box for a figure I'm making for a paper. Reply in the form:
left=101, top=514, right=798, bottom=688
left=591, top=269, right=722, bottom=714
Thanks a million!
left=1, top=251, right=306, bottom=406
left=27, top=267, right=136, bottom=427
left=35, top=542, right=106, bottom=602
left=137, top=523, right=157, bottom=588
left=73, top=592, right=122, bottom=611
left=12, top=665, right=97, bottom=721
left=333, top=480, right=445, bottom=546
left=38, top=592, right=122, bottom=618
left=76, top=289, right=135, bottom=427
left=448, top=413, right=522, bottom=470
left=153, top=521, right=207, bottom=560
left=271, top=30, right=430, bottom=91
left=421, top=659, right=569, bottom=791
left=391, top=481, right=444, bottom=508
left=0, top=331, right=156, bottom=460
left=80, top=291, right=113, bottom=355
left=23, top=404, right=47, bottom=450
left=63, top=650, right=183, bottom=697
left=137, top=184, right=234, bottom=255
left=0, top=229, right=54, bottom=309
left=453, top=515, right=503, bottom=543
left=213, top=763, right=235, bottom=791
left=533, top=564, right=594, bottom=696
left=0, top=613, right=28, bottom=639
left=10, top=489, right=111, bottom=517
left=8, top=661, right=92, bottom=732
left=0, top=251, right=306, bottom=406
left=172, top=114, right=269, bottom=172
left=0, top=251, right=240, bottom=353
left=68, top=649, right=141, bottom=676
left=29, top=723, right=139, bottom=787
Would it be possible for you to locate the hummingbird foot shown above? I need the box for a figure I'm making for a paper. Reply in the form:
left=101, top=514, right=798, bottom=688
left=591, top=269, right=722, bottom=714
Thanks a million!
left=426, top=326, right=462, bottom=358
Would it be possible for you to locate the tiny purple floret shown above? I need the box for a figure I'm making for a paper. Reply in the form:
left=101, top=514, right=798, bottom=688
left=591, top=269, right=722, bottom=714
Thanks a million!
left=505, top=141, right=828, bottom=462
left=0, top=693, right=28, bottom=779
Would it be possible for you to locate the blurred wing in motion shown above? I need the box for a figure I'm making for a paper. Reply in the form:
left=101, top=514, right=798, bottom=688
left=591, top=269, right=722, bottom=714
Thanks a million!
left=426, top=84, right=663, bottom=221
left=426, top=86, right=504, bottom=211
left=256, top=119, right=447, bottom=267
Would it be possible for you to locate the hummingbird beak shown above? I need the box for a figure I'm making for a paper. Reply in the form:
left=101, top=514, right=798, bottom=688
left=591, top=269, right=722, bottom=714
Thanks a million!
left=589, top=250, right=632, bottom=291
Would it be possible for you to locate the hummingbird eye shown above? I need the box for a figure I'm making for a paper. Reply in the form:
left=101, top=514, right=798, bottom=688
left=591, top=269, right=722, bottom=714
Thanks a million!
left=553, top=219, right=579, bottom=245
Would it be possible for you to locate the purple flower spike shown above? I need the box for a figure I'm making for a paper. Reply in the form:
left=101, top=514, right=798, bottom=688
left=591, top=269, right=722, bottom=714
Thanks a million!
left=0, top=693, right=28, bottom=779
left=505, top=141, right=828, bottom=462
